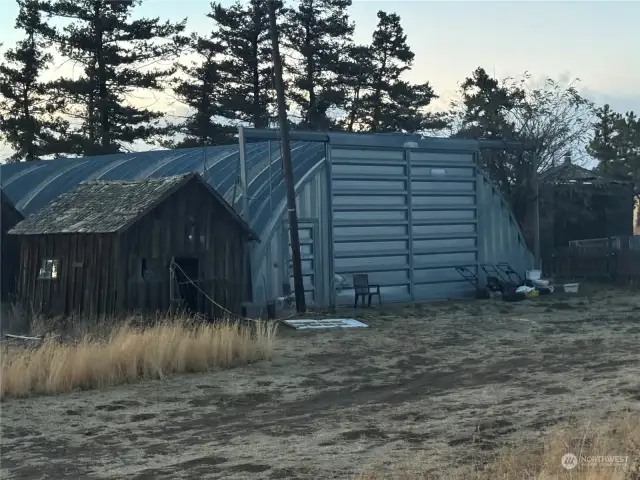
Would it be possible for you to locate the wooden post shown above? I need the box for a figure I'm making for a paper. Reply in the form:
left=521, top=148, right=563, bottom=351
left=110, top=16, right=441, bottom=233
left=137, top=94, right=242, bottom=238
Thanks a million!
left=267, top=0, right=306, bottom=313
left=169, top=257, right=176, bottom=316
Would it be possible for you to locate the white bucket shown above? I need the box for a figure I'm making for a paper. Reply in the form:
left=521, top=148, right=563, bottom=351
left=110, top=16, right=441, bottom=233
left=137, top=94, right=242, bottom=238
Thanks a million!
left=526, top=270, right=541, bottom=280
left=533, top=279, right=550, bottom=287
left=563, top=283, right=580, bottom=293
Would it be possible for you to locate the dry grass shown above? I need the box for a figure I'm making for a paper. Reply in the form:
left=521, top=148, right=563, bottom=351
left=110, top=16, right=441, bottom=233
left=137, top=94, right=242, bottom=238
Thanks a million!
left=0, top=316, right=277, bottom=399
left=357, top=416, right=640, bottom=480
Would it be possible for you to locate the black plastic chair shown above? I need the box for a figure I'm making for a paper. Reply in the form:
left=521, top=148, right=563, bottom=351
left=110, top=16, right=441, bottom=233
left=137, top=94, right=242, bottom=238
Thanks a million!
left=353, top=274, right=381, bottom=307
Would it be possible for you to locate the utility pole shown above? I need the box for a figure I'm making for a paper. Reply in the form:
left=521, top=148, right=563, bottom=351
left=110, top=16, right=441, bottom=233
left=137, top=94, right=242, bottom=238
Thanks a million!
left=267, top=0, right=306, bottom=313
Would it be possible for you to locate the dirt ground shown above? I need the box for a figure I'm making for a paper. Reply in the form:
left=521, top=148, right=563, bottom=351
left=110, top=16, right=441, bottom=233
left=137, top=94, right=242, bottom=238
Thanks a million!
left=1, top=285, right=639, bottom=479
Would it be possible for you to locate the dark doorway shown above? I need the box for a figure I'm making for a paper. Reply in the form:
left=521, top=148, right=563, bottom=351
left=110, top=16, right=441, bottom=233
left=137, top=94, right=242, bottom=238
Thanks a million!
left=174, top=257, right=200, bottom=314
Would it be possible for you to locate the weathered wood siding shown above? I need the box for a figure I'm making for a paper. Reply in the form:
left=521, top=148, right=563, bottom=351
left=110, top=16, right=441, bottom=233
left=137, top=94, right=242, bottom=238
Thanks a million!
left=15, top=177, right=250, bottom=318
left=16, top=233, right=119, bottom=317
left=1, top=197, right=25, bottom=300
left=119, top=178, right=249, bottom=317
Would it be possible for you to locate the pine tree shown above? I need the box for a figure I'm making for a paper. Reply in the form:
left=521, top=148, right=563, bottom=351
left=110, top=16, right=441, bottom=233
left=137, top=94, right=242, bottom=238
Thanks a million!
left=337, top=44, right=374, bottom=132
left=38, top=0, right=186, bottom=156
left=378, top=80, right=442, bottom=133
left=341, top=11, right=438, bottom=133
left=0, top=0, right=68, bottom=161
left=284, top=0, right=353, bottom=130
left=589, top=105, right=636, bottom=173
left=455, top=67, right=523, bottom=141
left=589, top=105, right=640, bottom=193
left=208, top=0, right=282, bottom=129
left=165, top=35, right=235, bottom=148
left=453, top=67, right=525, bottom=215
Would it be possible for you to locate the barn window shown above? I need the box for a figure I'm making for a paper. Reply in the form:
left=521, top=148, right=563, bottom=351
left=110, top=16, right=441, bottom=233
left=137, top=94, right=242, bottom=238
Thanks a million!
left=38, top=259, right=60, bottom=279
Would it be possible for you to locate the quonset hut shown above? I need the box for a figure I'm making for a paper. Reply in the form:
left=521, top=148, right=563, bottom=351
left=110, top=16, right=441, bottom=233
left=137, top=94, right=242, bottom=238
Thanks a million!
left=0, top=128, right=533, bottom=311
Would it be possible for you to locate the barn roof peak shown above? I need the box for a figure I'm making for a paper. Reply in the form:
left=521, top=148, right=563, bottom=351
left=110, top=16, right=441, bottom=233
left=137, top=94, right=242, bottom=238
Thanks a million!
left=8, top=173, right=257, bottom=239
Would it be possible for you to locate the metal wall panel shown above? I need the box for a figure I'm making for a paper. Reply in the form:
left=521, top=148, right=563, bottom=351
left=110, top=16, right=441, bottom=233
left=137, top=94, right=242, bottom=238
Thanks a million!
left=476, top=174, right=534, bottom=280
left=328, top=144, right=533, bottom=305
left=408, top=149, right=479, bottom=300
left=250, top=137, right=533, bottom=307
left=331, top=147, right=412, bottom=304
left=249, top=156, right=330, bottom=308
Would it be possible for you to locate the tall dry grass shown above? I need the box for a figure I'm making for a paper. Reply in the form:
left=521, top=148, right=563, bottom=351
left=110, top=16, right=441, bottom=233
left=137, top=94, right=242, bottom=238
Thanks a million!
left=0, top=316, right=277, bottom=399
left=357, top=415, right=640, bottom=479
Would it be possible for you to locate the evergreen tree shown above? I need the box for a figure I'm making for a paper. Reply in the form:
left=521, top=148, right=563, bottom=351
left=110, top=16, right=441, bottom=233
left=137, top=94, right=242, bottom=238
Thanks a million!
left=365, top=11, right=413, bottom=131
left=454, top=67, right=524, bottom=141
left=0, top=0, right=68, bottom=161
left=337, top=44, right=373, bottom=132
left=165, top=35, right=235, bottom=148
left=208, top=0, right=282, bottom=129
left=38, top=0, right=186, bottom=156
left=589, top=105, right=640, bottom=194
left=588, top=105, right=622, bottom=169
left=284, top=0, right=353, bottom=130
left=378, top=80, right=443, bottom=133
left=340, top=11, right=438, bottom=133
left=453, top=68, right=525, bottom=215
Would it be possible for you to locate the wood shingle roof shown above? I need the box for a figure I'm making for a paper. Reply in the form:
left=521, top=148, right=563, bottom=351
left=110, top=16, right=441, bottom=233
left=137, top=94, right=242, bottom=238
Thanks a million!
left=8, top=173, right=258, bottom=239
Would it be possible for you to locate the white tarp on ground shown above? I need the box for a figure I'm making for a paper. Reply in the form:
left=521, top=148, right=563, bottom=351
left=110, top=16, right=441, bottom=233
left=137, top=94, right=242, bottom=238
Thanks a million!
left=282, top=318, right=369, bottom=330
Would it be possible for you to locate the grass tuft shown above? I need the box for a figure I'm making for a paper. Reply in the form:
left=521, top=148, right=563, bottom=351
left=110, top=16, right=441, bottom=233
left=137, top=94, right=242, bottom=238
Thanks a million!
left=0, top=315, right=277, bottom=399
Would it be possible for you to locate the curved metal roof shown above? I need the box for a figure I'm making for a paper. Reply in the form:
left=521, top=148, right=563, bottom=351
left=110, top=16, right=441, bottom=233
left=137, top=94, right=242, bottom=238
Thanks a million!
left=0, top=141, right=326, bottom=235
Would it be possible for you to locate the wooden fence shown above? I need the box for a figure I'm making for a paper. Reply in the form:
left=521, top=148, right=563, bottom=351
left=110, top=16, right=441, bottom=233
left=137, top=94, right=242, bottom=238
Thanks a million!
left=543, top=246, right=640, bottom=283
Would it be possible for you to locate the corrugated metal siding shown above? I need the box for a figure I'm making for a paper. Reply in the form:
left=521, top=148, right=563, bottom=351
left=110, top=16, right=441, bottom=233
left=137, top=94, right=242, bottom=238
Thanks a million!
left=476, top=174, right=534, bottom=277
left=1, top=133, right=533, bottom=309
left=0, top=142, right=323, bottom=230
left=331, top=147, right=412, bottom=303
left=329, top=145, right=533, bottom=305
left=249, top=156, right=330, bottom=307
left=409, top=150, right=479, bottom=300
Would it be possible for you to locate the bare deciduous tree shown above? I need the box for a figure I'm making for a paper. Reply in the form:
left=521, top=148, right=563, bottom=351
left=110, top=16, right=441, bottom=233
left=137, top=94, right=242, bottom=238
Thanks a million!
left=450, top=68, right=596, bottom=226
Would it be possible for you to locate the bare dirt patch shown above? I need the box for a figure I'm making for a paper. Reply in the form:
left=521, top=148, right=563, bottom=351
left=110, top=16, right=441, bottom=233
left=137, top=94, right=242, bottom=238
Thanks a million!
left=1, top=285, right=639, bottom=479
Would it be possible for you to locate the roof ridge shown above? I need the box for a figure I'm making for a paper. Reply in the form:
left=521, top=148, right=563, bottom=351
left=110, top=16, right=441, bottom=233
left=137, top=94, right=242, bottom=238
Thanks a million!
left=7, top=172, right=258, bottom=241
left=80, top=173, right=195, bottom=186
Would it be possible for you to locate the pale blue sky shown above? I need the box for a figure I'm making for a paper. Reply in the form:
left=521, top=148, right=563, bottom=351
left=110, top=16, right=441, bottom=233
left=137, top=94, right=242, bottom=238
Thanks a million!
left=1, top=0, right=639, bottom=156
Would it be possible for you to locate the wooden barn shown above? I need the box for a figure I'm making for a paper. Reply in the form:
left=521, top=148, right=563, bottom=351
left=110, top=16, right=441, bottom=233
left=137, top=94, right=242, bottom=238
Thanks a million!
left=8, top=173, right=258, bottom=318
left=1, top=191, right=25, bottom=301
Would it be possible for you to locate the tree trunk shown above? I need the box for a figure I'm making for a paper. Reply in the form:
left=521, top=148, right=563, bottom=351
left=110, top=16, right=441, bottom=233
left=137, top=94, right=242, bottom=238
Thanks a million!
left=347, top=87, right=360, bottom=132
left=304, top=14, right=315, bottom=128
left=95, top=3, right=109, bottom=151
left=250, top=5, right=265, bottom=128
left=370, top=52, right=387, bottom=132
